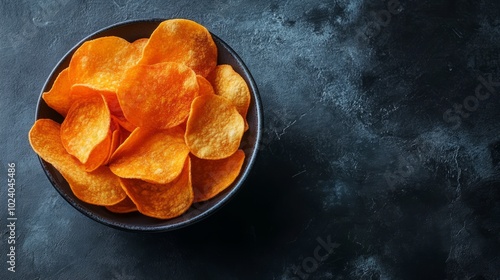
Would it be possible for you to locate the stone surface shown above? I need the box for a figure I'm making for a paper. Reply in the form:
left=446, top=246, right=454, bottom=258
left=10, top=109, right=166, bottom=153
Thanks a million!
left=1, top=0, right=499, bottom=279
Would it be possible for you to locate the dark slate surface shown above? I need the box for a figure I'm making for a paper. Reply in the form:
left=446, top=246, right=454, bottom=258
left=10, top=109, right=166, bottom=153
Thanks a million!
left=1, top=0, right=499, bottom=279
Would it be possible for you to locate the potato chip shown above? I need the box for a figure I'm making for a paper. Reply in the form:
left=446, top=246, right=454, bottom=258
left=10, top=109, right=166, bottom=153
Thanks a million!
left=29, top=119, right=126, bottom=205
left=42, top=68, right=72, bottom=116
left=132, top=38, right=148, bottom=49
left=120, top=157, right=193, bottom=219
left=70, top=84, right=119, bottom=113
left=29, top=119, right=73, bottom=167
left=60, top=95, right=111, bottom=164
left=83, top=130, right=111, bottom=172
left=105, top=196, right=137, bottom=213
left=196, top=75, right=215, bottom=96
left=112, top=114, right=137, bottom=132
left=117, top=62, right=198, bottom=129
left=71, top=84, right=136, bottom=132
left=118, top=126, right=132, bottom=144
left=65, top=165, right=126, bottom=206
left=109, top=126, right=190, bottom=184
left=106, top=125, right=121, bottom=164
left=208, top=64, right=251, bottom=120
left=191, top=150, right=245, bottom=202
left=185, top=95, right=244, bottom=159
left=139, top=19, right=217, bottom=77
left=69, top=36, right=142, bottom=92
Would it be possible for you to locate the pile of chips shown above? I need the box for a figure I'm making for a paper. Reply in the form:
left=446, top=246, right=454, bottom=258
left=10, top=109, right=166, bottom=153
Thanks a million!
left=29, top=19, right=251, bottom=219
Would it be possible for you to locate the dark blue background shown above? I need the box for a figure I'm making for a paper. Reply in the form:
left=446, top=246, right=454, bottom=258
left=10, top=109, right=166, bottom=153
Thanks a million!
left=1, top=0, right=499, bottom=279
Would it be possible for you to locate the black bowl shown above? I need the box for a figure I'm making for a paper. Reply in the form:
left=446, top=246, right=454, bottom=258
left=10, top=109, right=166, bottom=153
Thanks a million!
left=35, top=19, right=262, bottom=232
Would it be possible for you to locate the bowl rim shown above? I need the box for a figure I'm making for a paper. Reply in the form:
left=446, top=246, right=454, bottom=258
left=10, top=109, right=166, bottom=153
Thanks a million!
left=34, top=18, right=263, bottom=232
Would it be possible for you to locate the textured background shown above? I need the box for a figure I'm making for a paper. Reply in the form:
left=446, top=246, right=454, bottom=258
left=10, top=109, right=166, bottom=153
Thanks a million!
left=1, top=0, right=500, bottom=279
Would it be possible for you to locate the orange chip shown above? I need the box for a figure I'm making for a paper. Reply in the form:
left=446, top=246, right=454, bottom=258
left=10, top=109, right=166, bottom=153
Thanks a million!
left=83, top=130, right=111, bottom=172
left=29, top=119, right=72, bottom=167
left=69, top=36, right=142, bottom=93
left=196, top=75, right=215, bottom=96
left=120, top=157, right=193, bottom=219
left=106, top=125, right=121, bottom=164
left=29, top=119, right=126, bottom=205
left=132, top=38, right=148, bottom=49
left=208, top=64, right=251, bottom=120
left=65, top=165, right=126, bottom=206
left=191, top=150, right=245, bottom=202
left=71, top=84, right=136, bottom=132
left=112, top=114, right=136, bottom=132
left=105, top=196, right=137, bottom=213
left=60, top=95, right=111, bottom=164
left=42, top=68, right=72, bottom=116
left=139, top=19, right=217, bottom=77
left=117, top=127, right=132, bottom=145
left=117, top=62, right=198, bottom=129
left=109, top=126, right=190, bottom=184
left=70, top=84, right=119, bottom=113
left=185, top=95, right=244, bottom=159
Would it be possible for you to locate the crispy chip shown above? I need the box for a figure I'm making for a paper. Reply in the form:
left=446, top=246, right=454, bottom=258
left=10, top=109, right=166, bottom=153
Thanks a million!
left=118, top=126, right=132, bottom=144
left=29, top=119, right=72, bottom=167
left=60, top=95, right=111, bottom=164
left=105, top=196, right=137, bottom=213
left=117, top=62, right=198, bottom=129
left=185, top=95, right=244, bottom=159
left=69, top=36, right=142, bottom=92
left=109, top=126, right=190, bottom=184
left=42, top=68, right=72, bottom=116
left=196, top=75, right=215, bottom=96
left=106, top=125, right=121, bottom=164
left=132, top=38, right=148, bottom=49
left=208, top=64, right=251, bottom=120
left=139, top=19, right=217, bottom=77
left=65, top=165, right=126, bottom=206
left=70, top=84, right=119, bottom=113
left=112, top=114, right=136, bottom=132
left=83, top=130, right=111, bottom=172
left=29, top=119, right=126, bottom=205
left=191, top=150, right=245, bottom=202
left=72, top=84, right=136, bottom=132
left=120, top=157, right=193, bottom=219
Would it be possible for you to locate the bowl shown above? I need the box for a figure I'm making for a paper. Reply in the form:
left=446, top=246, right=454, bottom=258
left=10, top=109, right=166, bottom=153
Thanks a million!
left=35, top=19, right=262, bottom=232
